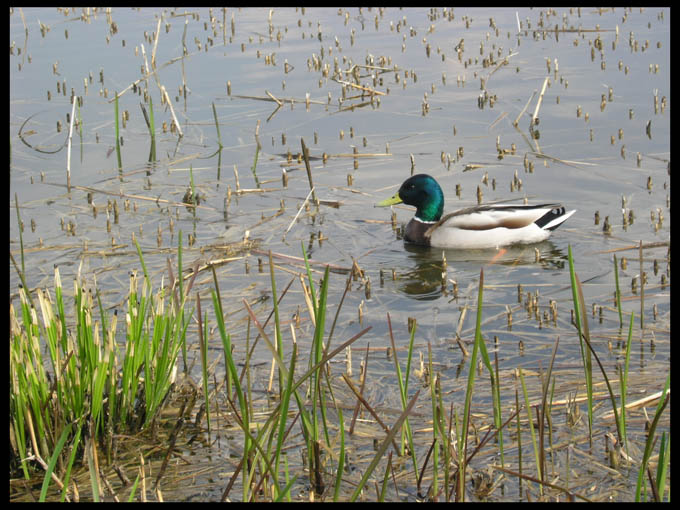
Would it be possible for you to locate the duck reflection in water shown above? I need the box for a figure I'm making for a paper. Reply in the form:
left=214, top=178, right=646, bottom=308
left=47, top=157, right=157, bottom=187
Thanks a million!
left=391, top=241, right=569, bottom=300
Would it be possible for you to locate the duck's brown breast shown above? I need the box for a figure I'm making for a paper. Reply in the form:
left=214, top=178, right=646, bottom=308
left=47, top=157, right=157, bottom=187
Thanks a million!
left=404, top=218, right=433, bottom=246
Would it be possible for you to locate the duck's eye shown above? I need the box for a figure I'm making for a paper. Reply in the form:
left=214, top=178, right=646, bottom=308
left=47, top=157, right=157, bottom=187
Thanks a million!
left=407, top=184, right=415, bottom=190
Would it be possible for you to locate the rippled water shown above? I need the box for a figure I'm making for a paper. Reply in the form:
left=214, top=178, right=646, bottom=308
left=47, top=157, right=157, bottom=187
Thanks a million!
left=10, top=7, right=670, bottom=501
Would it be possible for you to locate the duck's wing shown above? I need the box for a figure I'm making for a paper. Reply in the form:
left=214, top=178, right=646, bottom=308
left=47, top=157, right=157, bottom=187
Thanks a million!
left=425, top=203, right=565, bottom=235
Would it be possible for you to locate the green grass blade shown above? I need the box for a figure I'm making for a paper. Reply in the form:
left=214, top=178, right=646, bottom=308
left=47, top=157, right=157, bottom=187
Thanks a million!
left=114, top=92, right=122, bottom=171
left=350, top=390, right=421, bottom=502
left=458, top=267, right=485, bottom=501
left=613, top=254, right=623, bottom=327
left=567, top=245, right=593, bottom=441
left=273, top=475, right=298, bottom=502
left=333, top=406, right=346, bottom=502
left=147, top=93, right=156, bottom=162
left=211, top=102, right=223, bottom=149
left=518, top=367, right=542, bottom=494
left=274, top=343, right=297, bottom=491
left=39, top=424, right=72, bottom=502
left=635, top=373, right=670, bottom=501
left=59, top=423, right=83, bottom=502
left=618, top=312, right=635, bottom=454
left=655, top=432, right=669, bottom=501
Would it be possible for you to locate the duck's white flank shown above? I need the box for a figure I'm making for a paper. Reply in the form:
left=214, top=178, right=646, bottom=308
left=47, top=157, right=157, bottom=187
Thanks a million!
left=426, top=205, right=576, bottom=249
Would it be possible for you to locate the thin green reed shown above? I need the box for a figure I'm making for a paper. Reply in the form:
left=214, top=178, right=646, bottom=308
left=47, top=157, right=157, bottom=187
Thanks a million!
left=177, top=230, right=188, bottom=373
left=211, top=102, right=223, bottom=180
left=613, top=254, right=623, bottom=327
left=313, top=267, right=333, bottom=449
left=14, top=193, right=25, bottom=279
left=473, top=293, right=504, bottom=468
left=211, top=284, right=253, bottom=500
left=635, top=374, right=670, bottom=502
left=378, top=452, right=392, bottom=502
left=273, top=342, right=298, bottom=495
left=251, top=142, right=261, bottom=188
left=197, top=295, right=211, bottom=439
left=39, top=424, right=72, bottom=502
left=301, top=246, right=332, bottom=494
left=350, top=390, right=421, bottom=502
left=457, top=267, right=485, bottom=501
left=427, top=344, right=439, bottom=500
left=147, top=93, right=156, bottom=162
left=211, top=102, right=223, bottom=149
left=518, top=367, right=542, bottom=496
left=654, top=432, right=670, bottom=502
left=387, top=313, right=419, bottom=483
left=332, top=407, right=346, bottom=502
left=59, top=423, right=83, bottom=502
left=114, top=92, right=122, bottom=171
left=567, top=245, right=593, bottom=442
left=268, top=250, right=285, bottom=401
left=617, top=311, right=634, bottom=457
left=436, top=373, right=453, bottom=500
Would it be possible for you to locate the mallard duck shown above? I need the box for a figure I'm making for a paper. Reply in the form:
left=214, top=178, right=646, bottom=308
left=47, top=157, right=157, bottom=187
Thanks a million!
left=376, top=174, right=576, bottom=249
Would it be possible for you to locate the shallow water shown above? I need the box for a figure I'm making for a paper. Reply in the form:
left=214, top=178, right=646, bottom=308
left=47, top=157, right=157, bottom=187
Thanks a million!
left=10, top=7, right=670, bottom=501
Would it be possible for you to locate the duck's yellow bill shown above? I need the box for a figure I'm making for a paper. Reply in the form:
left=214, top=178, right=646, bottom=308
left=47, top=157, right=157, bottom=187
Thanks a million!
left=376, top=194, right=403, bottom=207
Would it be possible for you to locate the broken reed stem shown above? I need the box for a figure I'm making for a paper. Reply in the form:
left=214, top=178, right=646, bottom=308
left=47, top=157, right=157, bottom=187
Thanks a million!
left=531, top=77, right=549, bottom=127
left=251, top=249, right=351, bottom=274
left=333, top=78, right=386, bottom=96
left=66, top=95, right=77, bottom=192
left=284, top=186, right=314, bottom=237
left=160, top=85, right=183, bottom=137
left=514, top=90, right=536, bottom=127
left=233, top=164, right=240, bottom=191
left=486, top=51, right=518, bottom=84
left=141, top=42, right=183, bottom=139
left=232, top=94, right=325, bottom=105
left=265, top=90, right=283, bottom=106
left=41, top=180, right=215, bottom=211
left=300, top=138, right=318, bottom=206
left=150, top=17, right=161, bottom=69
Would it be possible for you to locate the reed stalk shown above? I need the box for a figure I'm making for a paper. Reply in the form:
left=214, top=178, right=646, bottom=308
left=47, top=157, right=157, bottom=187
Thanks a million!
left=147, top=93, right=156, bottom=162
left=457, top=267, right=485, bottom=501
left=386, top=313, right=419, bottom=483
left=518, top=367, right=542, bottom=495
left=114, top=93, right=122, bottom=171
left=634, top=374, right=670, bottom=501
left=567, top=245, right=593, bottom=443
left=613, top=254, right=623, bottom=327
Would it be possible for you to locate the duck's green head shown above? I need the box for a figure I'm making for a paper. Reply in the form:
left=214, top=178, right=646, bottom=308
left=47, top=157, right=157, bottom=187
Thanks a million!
left=376, top=174, right=444, bottom=222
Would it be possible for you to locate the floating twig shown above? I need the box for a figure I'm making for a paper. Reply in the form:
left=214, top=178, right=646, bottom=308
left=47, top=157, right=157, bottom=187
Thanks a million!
left=596, top=241, right=669, bottom=254
left=283, top=187, right=314, bottom=237
left=41, top=181, right=215, bottom=210
left=265, top=90, right=282, bottom=106
left=513, top=90, right=537, bottom=125
left=232, top=93, right=324, bottom=105
left=333, top=78, right=386, bottom=96
left=252, top=249, right=351, bottom=274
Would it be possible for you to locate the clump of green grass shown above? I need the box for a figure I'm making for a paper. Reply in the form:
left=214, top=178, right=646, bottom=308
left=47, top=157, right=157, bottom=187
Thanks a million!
left=9, top=232, right=190, bottom=497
